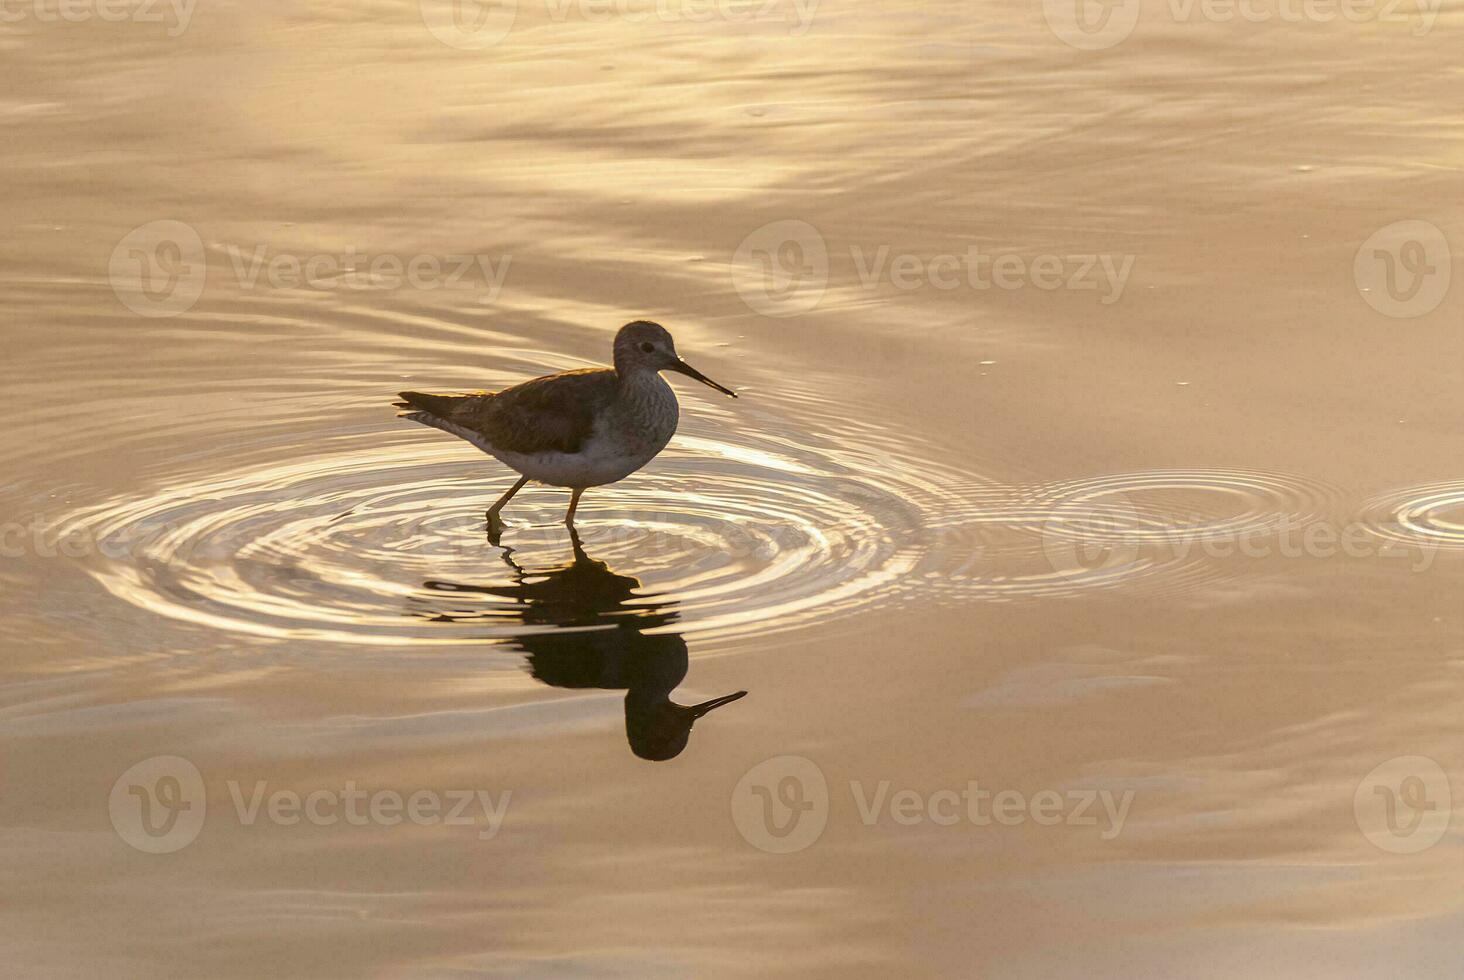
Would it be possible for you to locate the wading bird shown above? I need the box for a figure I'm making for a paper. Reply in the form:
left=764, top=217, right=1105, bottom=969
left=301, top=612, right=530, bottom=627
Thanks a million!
left=396, top=320, right=737, bottom=542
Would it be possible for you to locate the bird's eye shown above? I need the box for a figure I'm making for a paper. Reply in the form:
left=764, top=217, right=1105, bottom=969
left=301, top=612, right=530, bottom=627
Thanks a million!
left=639, top=342, right=655, bottom=353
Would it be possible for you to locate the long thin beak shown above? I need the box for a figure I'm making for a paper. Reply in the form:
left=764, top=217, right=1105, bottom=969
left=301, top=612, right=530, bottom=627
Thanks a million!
left=689, top=690, right=748, bottom=718
left=671, top=358, right=738, bottom=398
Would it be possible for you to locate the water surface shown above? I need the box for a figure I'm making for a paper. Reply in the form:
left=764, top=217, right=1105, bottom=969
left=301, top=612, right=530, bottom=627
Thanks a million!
left=2, top=1, right=1463, bottom=976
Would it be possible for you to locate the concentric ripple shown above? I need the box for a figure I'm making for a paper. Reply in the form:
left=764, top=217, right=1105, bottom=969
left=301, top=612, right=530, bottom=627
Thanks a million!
left=56, top=381, right=1348, bottom=644
left=911, top=468, right=1342, bottom=600
left=1361, top=483, right=1464, bottom=550
left=57, top=416, right=983, bottom=648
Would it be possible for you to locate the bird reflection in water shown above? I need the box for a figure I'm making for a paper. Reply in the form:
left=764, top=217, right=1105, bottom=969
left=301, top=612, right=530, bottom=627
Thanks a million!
left=417, top=530, right=746, bottom=760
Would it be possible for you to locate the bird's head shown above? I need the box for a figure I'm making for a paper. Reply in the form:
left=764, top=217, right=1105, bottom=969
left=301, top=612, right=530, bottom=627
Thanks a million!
left=613, top=320, right=737, bottom=398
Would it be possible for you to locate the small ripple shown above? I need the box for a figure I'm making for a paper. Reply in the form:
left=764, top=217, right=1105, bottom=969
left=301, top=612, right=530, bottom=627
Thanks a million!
left=911, top=468, right=1342, bottom=600
left=1361, top=482, right=1464, bottom=549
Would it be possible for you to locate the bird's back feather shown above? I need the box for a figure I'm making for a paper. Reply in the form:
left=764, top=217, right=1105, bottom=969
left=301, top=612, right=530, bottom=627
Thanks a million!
left=397, top=368, right=618, bottom=455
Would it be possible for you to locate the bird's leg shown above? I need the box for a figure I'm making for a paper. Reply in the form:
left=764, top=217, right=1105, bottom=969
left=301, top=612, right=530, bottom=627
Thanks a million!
left=486, top=475, right=530, bottom=544
left=564, top=488, right=585, bottom=528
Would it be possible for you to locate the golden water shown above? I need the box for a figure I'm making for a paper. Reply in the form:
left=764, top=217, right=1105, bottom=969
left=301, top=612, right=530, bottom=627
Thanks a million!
left=2, top=0, right=1463, bottom=975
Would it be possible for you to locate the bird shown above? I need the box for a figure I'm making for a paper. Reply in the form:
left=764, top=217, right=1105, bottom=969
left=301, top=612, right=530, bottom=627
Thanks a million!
left=394, top=320, right=737, bottom=541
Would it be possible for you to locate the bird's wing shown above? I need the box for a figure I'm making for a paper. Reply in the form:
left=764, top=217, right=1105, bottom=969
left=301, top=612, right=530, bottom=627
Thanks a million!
left=398, top=368, right=616, bottom=455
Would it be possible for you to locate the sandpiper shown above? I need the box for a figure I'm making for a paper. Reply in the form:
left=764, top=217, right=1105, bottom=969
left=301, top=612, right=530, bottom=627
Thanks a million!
left=395, top=320, right=737, bottom=540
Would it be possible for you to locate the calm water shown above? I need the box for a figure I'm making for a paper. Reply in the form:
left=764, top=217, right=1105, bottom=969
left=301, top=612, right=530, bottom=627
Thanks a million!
left=3, top=1, right=1464, bottom=975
